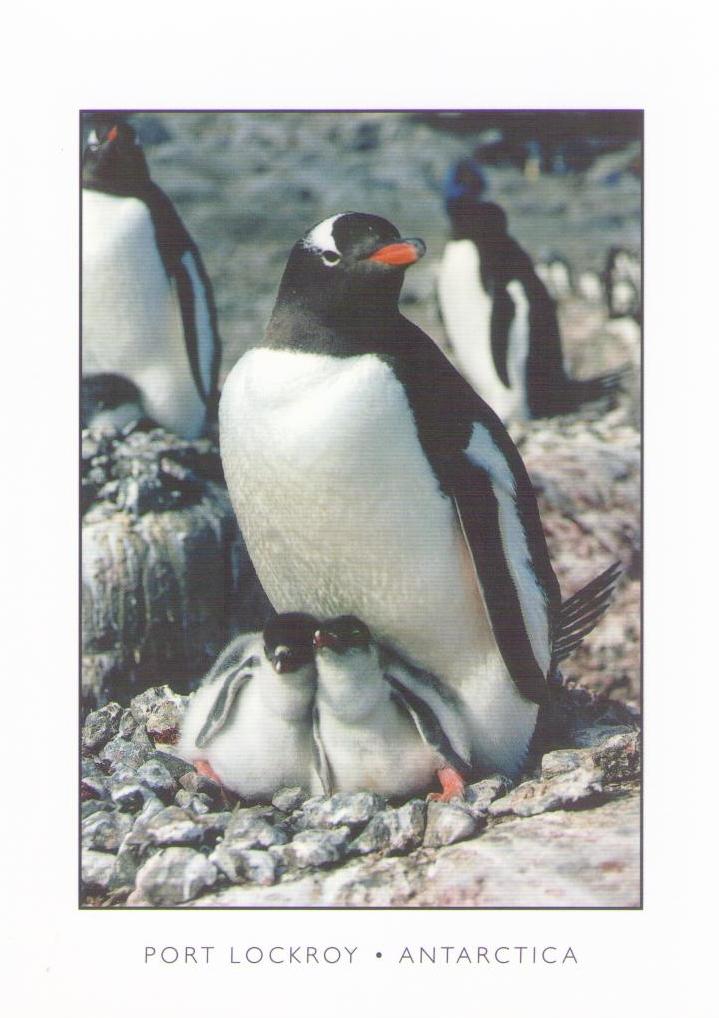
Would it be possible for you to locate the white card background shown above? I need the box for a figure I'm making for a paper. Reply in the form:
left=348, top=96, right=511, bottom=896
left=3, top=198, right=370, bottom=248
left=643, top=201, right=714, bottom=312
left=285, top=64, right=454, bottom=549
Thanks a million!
left=3, top=2, right=716, bottom=1014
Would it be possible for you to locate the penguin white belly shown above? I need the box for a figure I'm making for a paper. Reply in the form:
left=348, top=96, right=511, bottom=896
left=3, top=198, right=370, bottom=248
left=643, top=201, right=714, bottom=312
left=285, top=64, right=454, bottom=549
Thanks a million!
left=182, top=678, right=320, bottom=801
left=220, top=348, right=537, bottom=775
left=318, top=703, right=444, bottom=798
left=82, top=191, right=206, bottom=438
left=438, top=240, right=522, bottom=423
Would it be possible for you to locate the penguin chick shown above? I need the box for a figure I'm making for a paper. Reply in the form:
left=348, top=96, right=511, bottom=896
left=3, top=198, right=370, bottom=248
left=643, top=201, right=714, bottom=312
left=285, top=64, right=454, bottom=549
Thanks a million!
left=81, top=373, right=155, bottom=433
left=177, top=613, right=322, bottom=802
left=312, top=616, right=471, bottom=801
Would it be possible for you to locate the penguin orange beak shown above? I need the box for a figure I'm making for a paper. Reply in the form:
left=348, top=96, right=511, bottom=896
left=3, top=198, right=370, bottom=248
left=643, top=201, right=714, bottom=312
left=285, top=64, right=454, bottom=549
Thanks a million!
left=366, top=238, right=426, bottom=266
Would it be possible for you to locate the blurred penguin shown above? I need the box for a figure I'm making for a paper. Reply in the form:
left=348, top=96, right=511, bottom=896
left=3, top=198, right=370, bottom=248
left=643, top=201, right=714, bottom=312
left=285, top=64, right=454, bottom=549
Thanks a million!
left=82, top=114, right=221, bottom=439
left=438, top=198, right=628, bottom=422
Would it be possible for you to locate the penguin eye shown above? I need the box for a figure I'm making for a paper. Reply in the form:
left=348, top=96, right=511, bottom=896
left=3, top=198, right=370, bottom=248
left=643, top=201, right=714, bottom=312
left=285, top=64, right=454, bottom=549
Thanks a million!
left=321, top=250, right=341, bottom=267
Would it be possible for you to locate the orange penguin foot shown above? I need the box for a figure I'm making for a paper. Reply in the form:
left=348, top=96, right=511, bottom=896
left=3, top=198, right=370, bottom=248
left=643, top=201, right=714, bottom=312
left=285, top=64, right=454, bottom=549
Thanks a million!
left=427, top=766, right=466, bottom=802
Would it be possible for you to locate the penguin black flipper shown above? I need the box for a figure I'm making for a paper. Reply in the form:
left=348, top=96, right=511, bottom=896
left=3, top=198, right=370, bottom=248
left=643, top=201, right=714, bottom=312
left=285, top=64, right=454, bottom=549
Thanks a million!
left=195, top=667, right=254, bottom=749
left=389, top=314, right=562, bottom=708
left=385, top=677, right=471, bottom=776
left=142, top=183, right=222, bottom=415
left=551, top=562, right=623, bottom=671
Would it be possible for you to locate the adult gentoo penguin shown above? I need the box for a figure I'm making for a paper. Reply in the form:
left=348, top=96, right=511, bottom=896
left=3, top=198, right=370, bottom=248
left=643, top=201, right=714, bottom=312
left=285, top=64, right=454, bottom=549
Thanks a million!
left=312, top=616, right=471, bottom=800
left=82, top=115, right=221, bottom=439
left=177, top=613, right=322, bottom=800
left=219, top=212, right=621, bottom=776
left=437, top=199, right=627, bottom=422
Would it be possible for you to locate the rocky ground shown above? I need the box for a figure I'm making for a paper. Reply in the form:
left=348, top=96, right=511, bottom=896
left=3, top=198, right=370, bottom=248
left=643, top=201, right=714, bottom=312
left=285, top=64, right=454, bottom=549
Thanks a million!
left=81, top=682, right=639, bottom=908
left=81, top=112, right=641, bottom=906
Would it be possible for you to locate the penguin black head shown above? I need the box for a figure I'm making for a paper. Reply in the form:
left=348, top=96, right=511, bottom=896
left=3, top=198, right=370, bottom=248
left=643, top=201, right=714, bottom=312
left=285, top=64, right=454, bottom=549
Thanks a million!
left=447, top=198, right=508, bottom=241
left=275, top=213, right=426, bottom=318
left=82, top=115, right=151, bottom=195
left=313, top=615, right=372, bottom=655
left=263, top=613, right=318, bottom=675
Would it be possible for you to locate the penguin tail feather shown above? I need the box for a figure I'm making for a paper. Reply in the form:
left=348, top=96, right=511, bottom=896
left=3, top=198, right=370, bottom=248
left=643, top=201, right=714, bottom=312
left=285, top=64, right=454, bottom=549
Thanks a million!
left=551, top=561, right=623, bottom=670
left=566, top=364, right=631, bottom=410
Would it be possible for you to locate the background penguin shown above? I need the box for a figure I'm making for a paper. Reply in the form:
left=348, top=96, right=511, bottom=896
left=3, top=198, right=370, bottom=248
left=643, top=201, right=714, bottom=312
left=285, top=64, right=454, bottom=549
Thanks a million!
left=177, top=613, right=322, bottom=800
left=81, top=373, right=154, bottom=433
left=438, top=198, right=628, bottom=422
left=219, top=211, right=623, bottom=777
left=603, top=245, right=642, bottom=322
left=311, top=616, right=471, bottom=801
left=82, top=114, right=221, bottom=439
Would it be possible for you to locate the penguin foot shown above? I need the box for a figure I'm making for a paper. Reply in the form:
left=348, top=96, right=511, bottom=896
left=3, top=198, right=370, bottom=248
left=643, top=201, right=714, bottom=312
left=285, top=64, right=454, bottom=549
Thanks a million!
left=193, top=759, right=238, bottom=808
left=427, top=766, right=466, bottom=802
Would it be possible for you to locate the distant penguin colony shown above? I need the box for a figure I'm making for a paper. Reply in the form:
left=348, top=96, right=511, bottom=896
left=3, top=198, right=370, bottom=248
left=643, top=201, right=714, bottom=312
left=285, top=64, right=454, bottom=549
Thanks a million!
left=218, top=212, right=621, bottom=777
left=438, top=198, right=628, bottom=423
left=82, top=116, right=221, bottom=439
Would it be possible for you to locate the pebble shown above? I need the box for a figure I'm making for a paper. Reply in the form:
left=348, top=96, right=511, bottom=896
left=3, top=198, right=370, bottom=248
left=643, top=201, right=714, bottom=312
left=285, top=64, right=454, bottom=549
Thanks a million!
left=130, top=686, right=184, bottom=725
left=100, top=733, right=154, bottom=773
left=423, top=801, right=479, bottom=848
left=128, top=848, right=218, bottom=906
left=150, top=750, right=195, bottom=782
left=463, top=775, right=514, bottom=816
left=223, top=813, right=288, bottom=851
left=110, top=778, right=147, bottom=813
left=489, top=765, right=604, bottom=818
left=301, top=792, right=386, bottom=829
left=82, top=703, right=123, bottom=753
left=178, top=770, right=224, bottom=802
left=81, top=799, right=114, bottom=819
left=272, top=787, right=310, bottom=813
left=211, top=844, right=278, bottom=886
left=350, top=800, right=426, bottom=856
left=82, top=809, right=133, bottom=852
left=81, top=850, right=117, bottom=892
left=146, top=701, right=184, bottom=745
left=136, top=759, right=178, bottom=804
left=275, top=827, right=352, bottom=870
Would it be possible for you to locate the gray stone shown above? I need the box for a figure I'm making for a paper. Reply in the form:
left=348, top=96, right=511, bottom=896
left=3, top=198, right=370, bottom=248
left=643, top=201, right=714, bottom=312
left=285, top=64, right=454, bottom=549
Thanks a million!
left=275, top=827, right=352, bottom=870
left=136, top=759, right=178, bottom=804
left=541, top=748, right=593, bottom=780
left=301, top=791, right=386, bottom=829
left=211, top=843, right=278, bottom=885
left=272, top=787, right=309, bottom=813
left=150, top=750, right=195, bottom=782
left=142, top=806, right=207, bottom=847
left=118, top=709, right=138, bottom=738
left=423, top=801, right=479, bottom=848
left=350, top=800, right=427, bottom=856
left=100, top=733, right=154, bottom=772
left=592, top=731, right=640, bottom=782
left=82, top=703, right=123, bottom=753
left=488, top=766, right=604, bottom=818
left=178, top=770, right=224, bottom=802
left=128, top=847, right=217, bottom=906
left=146, top=700, right=185, bottom=746
left=81, top=849, right=116, bottom=892
left=110, top=778, right=146, bottom=812
left=175, top=790, right=214, bottom=814
left=82, top=808, right=133, bottom=852
left=223, top=813, right=288, bottom=851
left=130, top=685, right=185, bottom=725
left=80, top=773, right=110, bottom=801
left=464, top=775, right=514, bottom=816
left=81, top=799, right=114, bottom=819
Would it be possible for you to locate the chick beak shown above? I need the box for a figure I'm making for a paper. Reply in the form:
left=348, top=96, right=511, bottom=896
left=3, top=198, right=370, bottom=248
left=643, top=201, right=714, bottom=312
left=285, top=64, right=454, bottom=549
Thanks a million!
left=313, top=629, right=338, bottom=652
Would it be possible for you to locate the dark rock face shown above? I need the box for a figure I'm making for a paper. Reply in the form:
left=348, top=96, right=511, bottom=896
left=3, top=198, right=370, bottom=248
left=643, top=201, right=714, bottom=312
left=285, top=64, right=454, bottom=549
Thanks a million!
left=81, top=428, right=271, bottom=712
